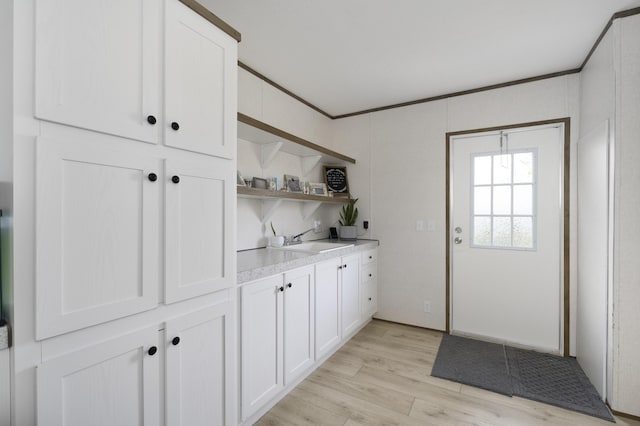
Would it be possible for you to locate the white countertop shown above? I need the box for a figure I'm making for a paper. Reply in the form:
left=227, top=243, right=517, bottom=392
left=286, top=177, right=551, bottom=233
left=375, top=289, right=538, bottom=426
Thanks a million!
left=237, top=239, right=379, bottom=284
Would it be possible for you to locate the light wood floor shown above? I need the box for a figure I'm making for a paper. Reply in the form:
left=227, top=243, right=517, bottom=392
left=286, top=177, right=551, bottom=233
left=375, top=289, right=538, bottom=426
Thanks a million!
left=256, top=319, right=640, bottom=426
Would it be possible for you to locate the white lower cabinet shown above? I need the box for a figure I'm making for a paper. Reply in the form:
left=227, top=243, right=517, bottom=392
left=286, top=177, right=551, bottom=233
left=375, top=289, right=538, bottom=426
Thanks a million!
left=340, top=253, right=361, bottom=337
left=240, top=246, right=379, bottom=423
left=241, top=275, right=283, bottom=419
left=165, top=303, right=235, bottom=426
left=37, top=302, right=234, bottom=426
left=360, top=249, right=378, bottom=319
left=37, top=327, right=161, bottom=426
left=241, top=265, right=315, bottom=420
left=315, top=258, right=342, bottom=359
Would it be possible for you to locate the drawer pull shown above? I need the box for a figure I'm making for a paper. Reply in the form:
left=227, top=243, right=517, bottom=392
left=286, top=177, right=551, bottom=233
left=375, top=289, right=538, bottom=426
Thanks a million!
left=148, top=346, right=158, bottom=356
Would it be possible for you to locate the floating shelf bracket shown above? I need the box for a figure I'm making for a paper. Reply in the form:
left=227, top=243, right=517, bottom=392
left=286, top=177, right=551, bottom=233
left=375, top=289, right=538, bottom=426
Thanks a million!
left=302, top=201, right=322, bottom=221
left=260, top=142, right=283, bottom=169
left=301, top=155, right=322, bottom=176
left=261, top=199, right=283, bottom=224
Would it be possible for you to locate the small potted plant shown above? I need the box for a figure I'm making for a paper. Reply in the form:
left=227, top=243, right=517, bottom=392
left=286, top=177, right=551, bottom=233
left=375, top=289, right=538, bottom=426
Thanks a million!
left=339, top=198, right=358, bottom=241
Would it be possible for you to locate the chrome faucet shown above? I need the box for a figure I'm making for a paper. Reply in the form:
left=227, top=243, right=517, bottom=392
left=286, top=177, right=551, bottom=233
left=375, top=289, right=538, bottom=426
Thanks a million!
left=286, top=228, right=314, bottom=245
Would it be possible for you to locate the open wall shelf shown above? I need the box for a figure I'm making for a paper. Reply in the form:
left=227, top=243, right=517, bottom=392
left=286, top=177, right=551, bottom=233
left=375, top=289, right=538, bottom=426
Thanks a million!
left=237, top=113, right=356, bottom=168
left=237, top=186, right=349, bottom=223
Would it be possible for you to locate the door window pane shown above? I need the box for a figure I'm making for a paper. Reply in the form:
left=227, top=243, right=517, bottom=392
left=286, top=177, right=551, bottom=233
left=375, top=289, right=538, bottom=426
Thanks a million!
left=513, top=185, right=533, bottom=215
left=493, top=155, right=512, bottom=184
left=474, top=217, right=492, bottom=246
left=474, top=187, right=491, bottom=214
left=492, top=217, right=512, bottom=246
left=492, top=186, right=511, bottom=215
left=513, top=217, right=534, bottom=248
left=513, top=152, right=534, bottom=183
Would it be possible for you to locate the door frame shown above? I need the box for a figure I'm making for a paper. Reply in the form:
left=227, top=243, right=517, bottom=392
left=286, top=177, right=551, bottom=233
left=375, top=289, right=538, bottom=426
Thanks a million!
left=445, top=117, right=571, bottom=357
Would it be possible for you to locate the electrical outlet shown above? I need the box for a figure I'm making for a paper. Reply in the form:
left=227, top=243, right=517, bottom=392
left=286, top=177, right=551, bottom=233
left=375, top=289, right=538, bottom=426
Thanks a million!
left=427, top=220, right=436, bottom=232
left=423, top=301, right=431, bottom=313
left=313, top=220, right=321, bottom=233
left=416, top=220, right=425, bottom=232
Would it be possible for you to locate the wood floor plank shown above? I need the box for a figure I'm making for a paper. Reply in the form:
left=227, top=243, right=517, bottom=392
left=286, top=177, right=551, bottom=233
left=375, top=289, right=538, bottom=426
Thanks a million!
left=255, top=319, right=631, bottom=426
left=254, top=393, right=348, bottom=426
left=307, top=367, right=415, bottom=415
left=295, top=376, right=425, bottom=426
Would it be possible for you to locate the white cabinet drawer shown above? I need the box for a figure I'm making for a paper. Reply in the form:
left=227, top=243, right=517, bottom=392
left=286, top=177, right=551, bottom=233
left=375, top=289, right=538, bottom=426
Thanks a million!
left=361, top=248, right=377, bottom=265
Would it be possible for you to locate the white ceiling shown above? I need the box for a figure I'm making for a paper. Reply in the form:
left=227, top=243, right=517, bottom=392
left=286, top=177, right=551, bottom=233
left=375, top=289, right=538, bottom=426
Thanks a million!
left=204, top=0, right=640, bottom=117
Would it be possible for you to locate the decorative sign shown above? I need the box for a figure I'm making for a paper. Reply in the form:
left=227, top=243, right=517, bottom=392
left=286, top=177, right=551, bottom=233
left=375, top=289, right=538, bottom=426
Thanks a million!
left=323, top=166, right=349, bottom=196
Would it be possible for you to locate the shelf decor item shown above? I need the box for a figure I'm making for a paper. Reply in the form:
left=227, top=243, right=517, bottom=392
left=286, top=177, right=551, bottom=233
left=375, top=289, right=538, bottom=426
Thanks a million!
left=309, top=182, right=328, bottom=196
left=284, top=174, right=302, bottom=192
left=339, top=197, right=358, bottom=240
left=323, top=165, right=349, bottom=197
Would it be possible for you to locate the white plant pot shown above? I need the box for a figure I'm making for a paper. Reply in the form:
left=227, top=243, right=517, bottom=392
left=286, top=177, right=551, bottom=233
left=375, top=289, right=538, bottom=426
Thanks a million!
left=268, top=235, right=285, bottom=247
left=339, top=226, right=357, bottom=241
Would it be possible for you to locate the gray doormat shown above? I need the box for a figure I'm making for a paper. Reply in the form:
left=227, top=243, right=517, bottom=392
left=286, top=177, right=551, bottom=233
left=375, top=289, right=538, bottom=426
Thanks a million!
left=431, top=334, right=614, bottom=422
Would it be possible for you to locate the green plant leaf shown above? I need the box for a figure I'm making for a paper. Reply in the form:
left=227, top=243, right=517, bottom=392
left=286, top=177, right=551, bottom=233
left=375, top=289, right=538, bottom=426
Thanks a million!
left=270, top=221, right=276, bottom=236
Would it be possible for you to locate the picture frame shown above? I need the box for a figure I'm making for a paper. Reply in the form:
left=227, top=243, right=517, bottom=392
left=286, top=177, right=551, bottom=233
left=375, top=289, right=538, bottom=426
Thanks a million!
left=284, top=174, right=302, bottom=192
left=323, top=165, right=349, bottom=196
left=309, top=182, right=328, bottom=196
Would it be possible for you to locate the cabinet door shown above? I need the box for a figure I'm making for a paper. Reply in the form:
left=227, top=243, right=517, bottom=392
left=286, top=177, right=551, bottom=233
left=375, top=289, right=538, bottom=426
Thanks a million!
left=166, top=301, right=235, bottom=426
left=36, top=137, right=160, bottom=339
left=37, top=326, right=160, bottom=426
left=165, top=0, right=237, bottom=159
left=241, top=275, right=283, bottom=420
left=35, top=0, right=160, bottom=143
left=340, top=253, right=361, bottom=337
left=315, top=258, right=342, bottom=359
left=283, top=266, right=315, bottom=384
left=165, top=157, right=235, bottom=303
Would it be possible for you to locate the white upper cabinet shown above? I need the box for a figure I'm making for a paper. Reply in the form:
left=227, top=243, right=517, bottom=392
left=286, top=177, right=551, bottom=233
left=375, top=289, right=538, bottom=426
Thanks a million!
left=36, top=137, right=160, bottom=339
left=35, top=0, right=161, bottom=144
left=165, top=156, right=235, bottom=303
left=165, top=0, right=237, bottom=159
left=35, top=0, right=237, bottom=159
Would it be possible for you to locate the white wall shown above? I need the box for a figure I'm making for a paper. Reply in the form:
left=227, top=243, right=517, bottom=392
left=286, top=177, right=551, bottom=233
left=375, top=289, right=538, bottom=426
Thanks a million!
left=0, top=0, right=13, bottom=423
left=610, top=14, right=640, bottom=417
left=333, top=75, right=581, bottom=350
left=237, top=68, right=346, bottom=250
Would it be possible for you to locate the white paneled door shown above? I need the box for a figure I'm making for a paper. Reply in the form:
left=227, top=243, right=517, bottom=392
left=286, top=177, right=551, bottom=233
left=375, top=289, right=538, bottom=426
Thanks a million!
left=35, top=0, right=161, bottom=143
left=576, top=121, right=611, bottom=399
left=450, top=124, right=564, bottom=353
left=165, top=157, right=234, bottom=303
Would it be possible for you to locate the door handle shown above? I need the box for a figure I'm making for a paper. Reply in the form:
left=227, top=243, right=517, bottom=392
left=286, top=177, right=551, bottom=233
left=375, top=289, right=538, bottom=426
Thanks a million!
left=454, top=237, right=463, bottom=244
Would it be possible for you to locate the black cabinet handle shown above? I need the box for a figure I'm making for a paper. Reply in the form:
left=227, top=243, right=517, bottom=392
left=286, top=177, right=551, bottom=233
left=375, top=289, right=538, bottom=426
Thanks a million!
left=171, top=122, right=180, bottom=131
left=343, top=264, right=347, bottom=268
left=369, top=256, right=372, bottom=259
left=279, top=286, right=284, bottom=292
left=172, top=337, right=180, bottom=346
left=171, top=175, right=180, bottom=184
left=287, top=283, right=292, bottom=288
left=147, top=115, right=157, bottom=125
left=148, top=346, right=158, bottom=356
left=369, top=273, right=372, bottom=277
left=338, top=266, right=342, bottom=270
left=148, top=173, right=158, bottom=182
left=368, top=297, right=372, bottom=301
